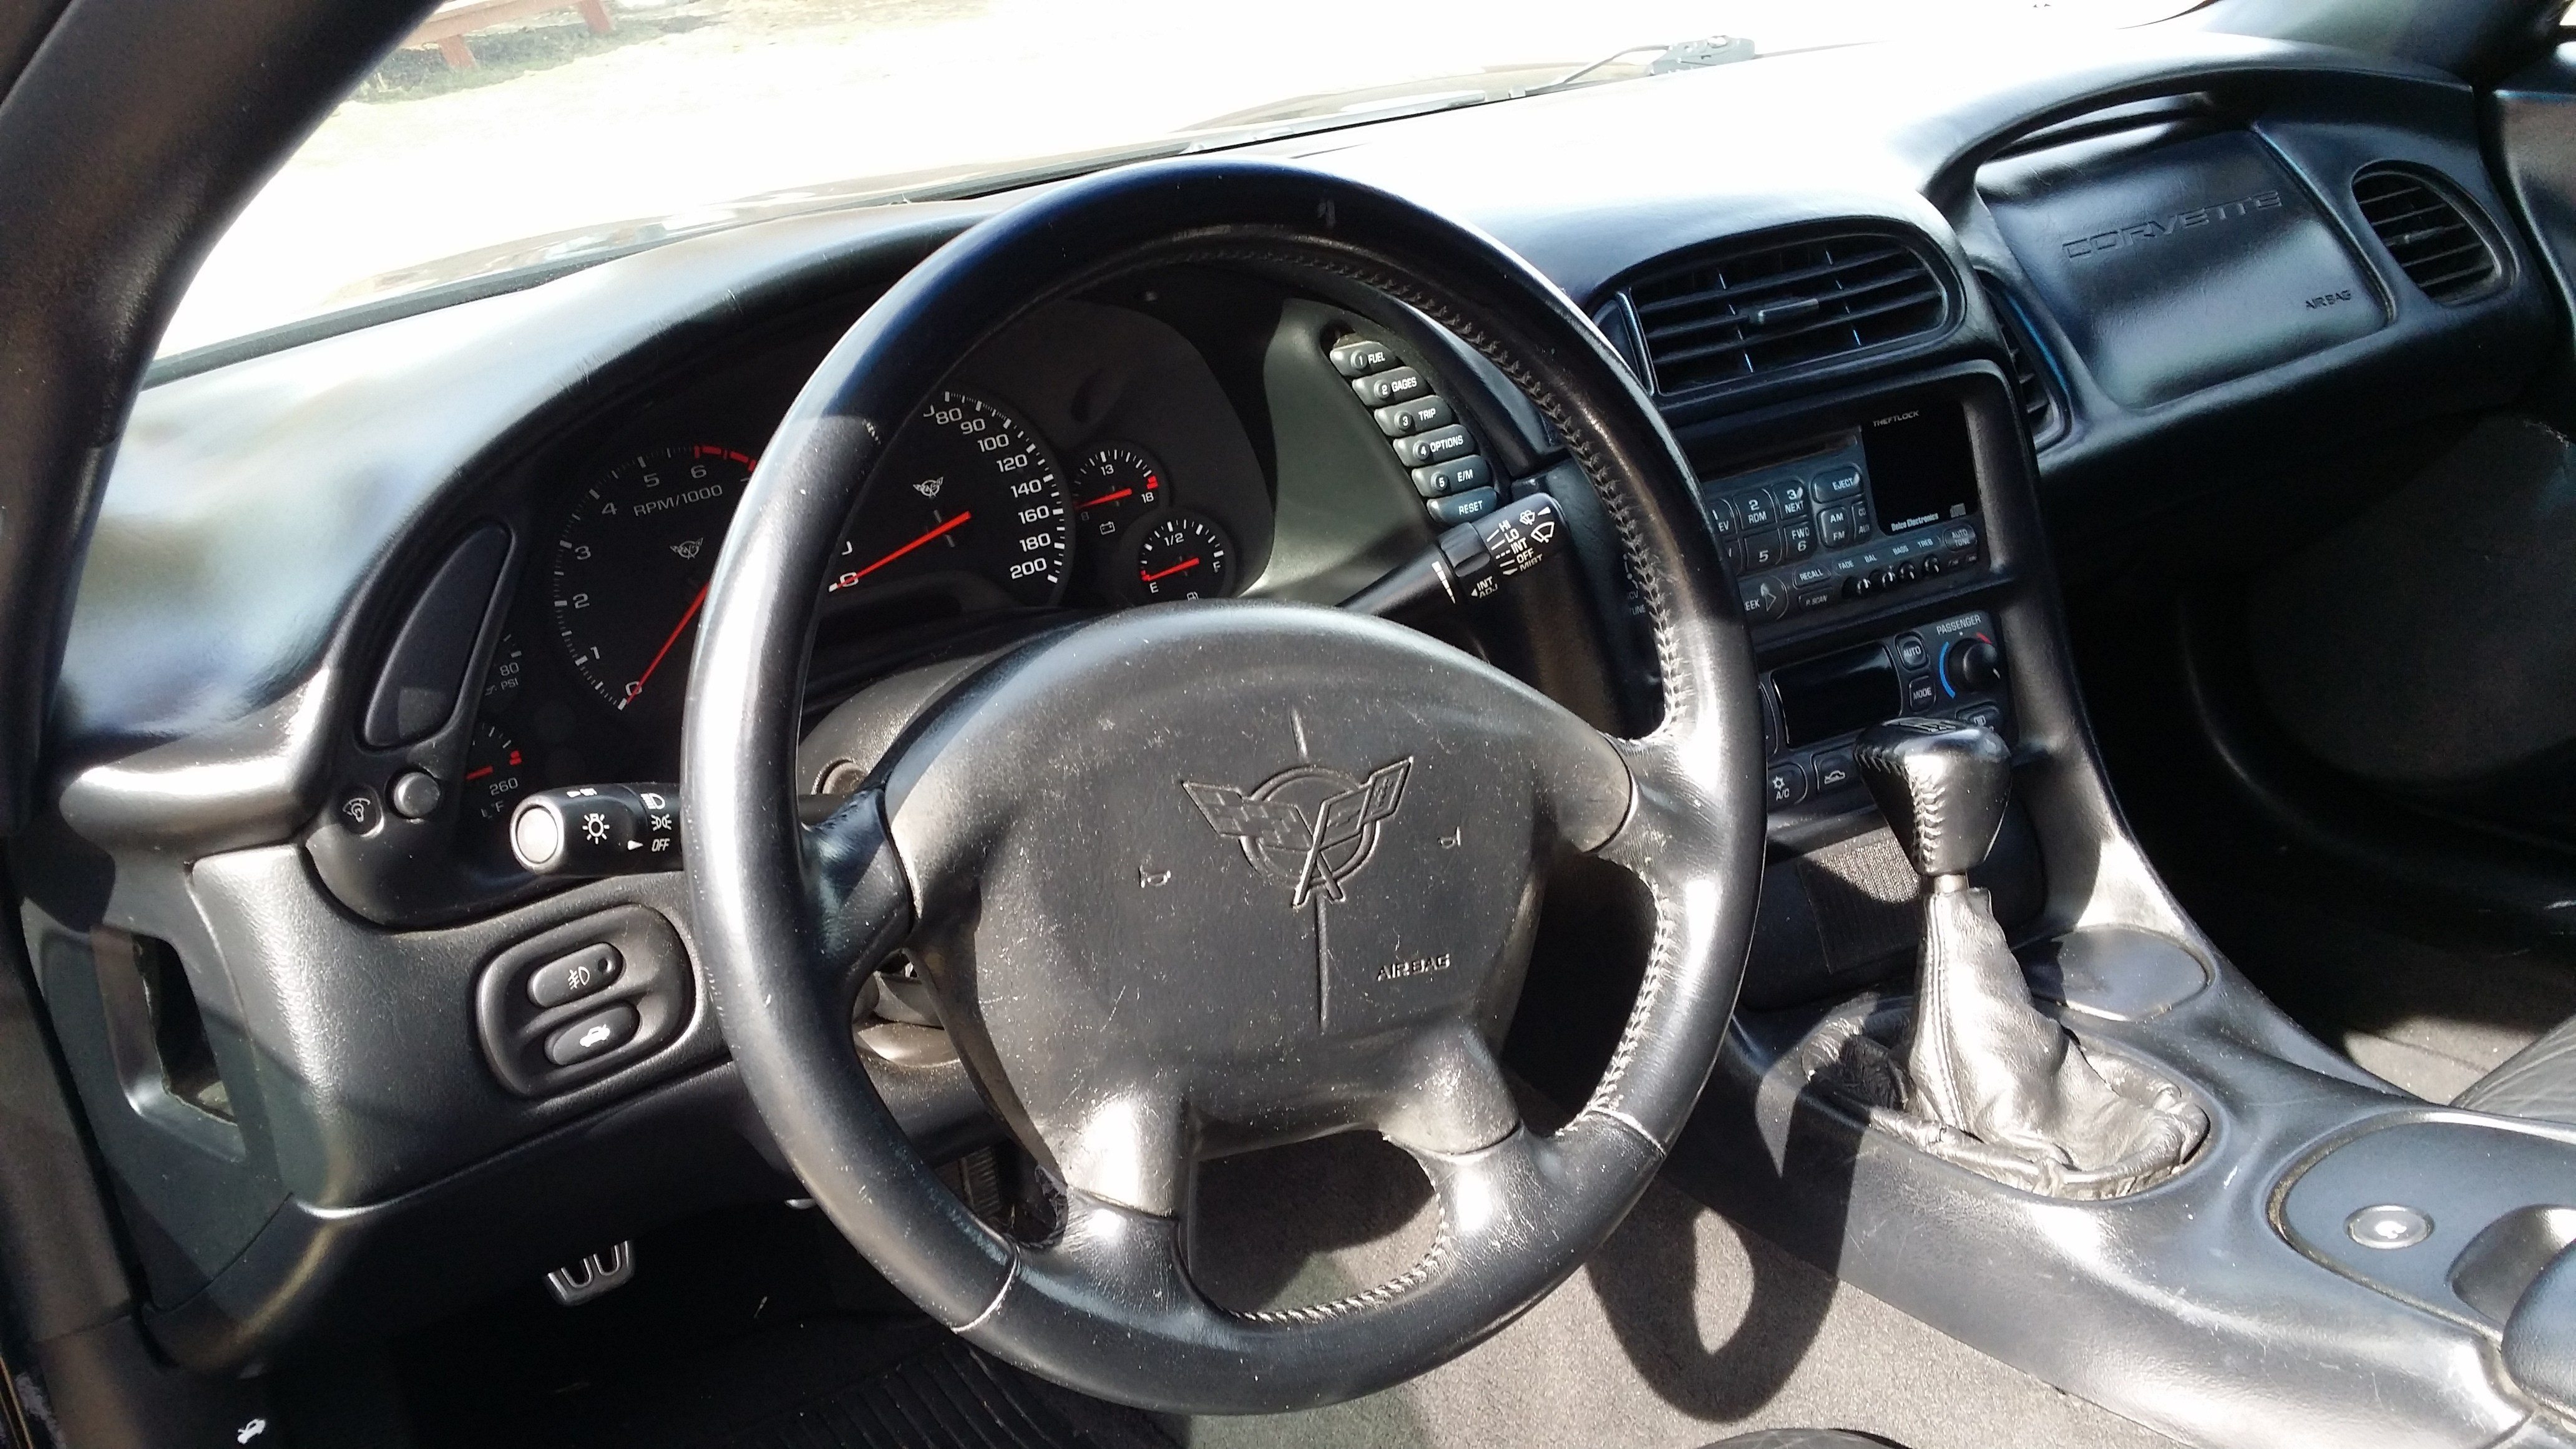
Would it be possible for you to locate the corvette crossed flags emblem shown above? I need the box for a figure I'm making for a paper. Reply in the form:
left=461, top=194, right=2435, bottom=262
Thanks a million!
left=1185, top=758, right=1412, bottom=907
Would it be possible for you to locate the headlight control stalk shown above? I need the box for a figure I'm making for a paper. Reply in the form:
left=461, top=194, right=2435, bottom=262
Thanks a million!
left=510, top=783, right=682, bottom=877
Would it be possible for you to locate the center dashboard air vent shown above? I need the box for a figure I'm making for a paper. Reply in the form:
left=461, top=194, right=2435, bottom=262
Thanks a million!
left=1617, top=230, right=1951, bottom=396
left=2352, top=164, right=2502, bottom=305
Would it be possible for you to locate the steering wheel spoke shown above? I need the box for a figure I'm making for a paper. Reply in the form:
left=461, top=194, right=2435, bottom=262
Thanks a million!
left=1377, top=1015, right=1520, bottom=1157
left=799, top=788, right=914, bottom=999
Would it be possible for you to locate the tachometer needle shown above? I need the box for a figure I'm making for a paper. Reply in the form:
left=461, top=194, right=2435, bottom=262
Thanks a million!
left=624, top=581, right=709, bottom=709
left=832, top=511, right=973, bottom=591
left=1139, top=557, right=1202, bottom=584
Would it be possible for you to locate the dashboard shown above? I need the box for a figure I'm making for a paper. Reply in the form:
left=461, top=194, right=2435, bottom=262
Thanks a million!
left=23, top=21, right=2572, bottom=1374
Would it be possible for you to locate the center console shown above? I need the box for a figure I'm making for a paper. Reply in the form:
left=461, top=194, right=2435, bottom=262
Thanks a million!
left=1657, top=366, right=2576, bottom=1447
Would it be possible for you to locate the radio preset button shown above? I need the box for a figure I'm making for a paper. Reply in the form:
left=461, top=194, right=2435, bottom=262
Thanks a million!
left=1742, top=530, right=1784, bottom=570
left=1737, top=489, right=1777, bottom=529
left=1704, top=495, right=1738, bottom=538
left=1777, top=481, right=1809, bottom=517
left=1784, top=520, right=1817, bottom=558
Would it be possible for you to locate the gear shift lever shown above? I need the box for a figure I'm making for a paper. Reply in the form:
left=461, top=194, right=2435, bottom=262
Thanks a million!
left=1846, top=717, right=2205, bottom=1193
left=1856, top=718, right=2011, bottom=884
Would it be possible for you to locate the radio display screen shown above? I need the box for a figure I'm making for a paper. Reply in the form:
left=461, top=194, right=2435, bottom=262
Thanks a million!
left=1773, top=642, right=1901, bottom=747
left=1860, top=406, right=1978, bottom=535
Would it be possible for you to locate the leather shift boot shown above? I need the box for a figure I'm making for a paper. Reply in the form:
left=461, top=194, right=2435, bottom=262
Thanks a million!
left=1805, top=716, right=2208, bottom=1199
left=1905, top=885, right=2195, bottom=1174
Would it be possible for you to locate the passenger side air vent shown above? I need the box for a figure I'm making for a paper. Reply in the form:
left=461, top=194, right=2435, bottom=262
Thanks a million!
left=1622, top=232, right=1950, bottom=394
left=1977, top=275, right=2066, bottom=448
left=2353, top=165, right=2501, bottom=305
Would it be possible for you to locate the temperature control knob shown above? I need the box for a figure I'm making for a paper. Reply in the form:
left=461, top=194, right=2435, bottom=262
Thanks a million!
left=1945, top=637, right=2004, bottom=694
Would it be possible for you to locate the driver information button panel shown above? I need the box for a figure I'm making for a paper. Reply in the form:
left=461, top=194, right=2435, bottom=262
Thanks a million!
left=474, top=905, right=693, bottom=1096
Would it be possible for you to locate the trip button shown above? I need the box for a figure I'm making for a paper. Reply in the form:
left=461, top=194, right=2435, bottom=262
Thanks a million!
left=1350, top=366, right=1428, bottom=407
left=1375, top=396, right=1453, bottom=436
left=544, top=1003, right=639, bottom=1067
left=1765, top=760, right=1809, bottom=808
left=527, top=944, right=622, bottom=1009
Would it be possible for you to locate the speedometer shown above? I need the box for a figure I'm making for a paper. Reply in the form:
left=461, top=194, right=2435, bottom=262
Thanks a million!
left=827, top=391, right=1070, bottom=608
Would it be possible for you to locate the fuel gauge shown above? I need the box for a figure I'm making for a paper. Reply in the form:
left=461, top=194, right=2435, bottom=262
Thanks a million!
left=1127, top=513, right=1234, bottom=602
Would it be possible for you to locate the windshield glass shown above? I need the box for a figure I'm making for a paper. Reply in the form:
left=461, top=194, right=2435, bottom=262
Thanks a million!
left=163, top=0, right=2198, bottom=360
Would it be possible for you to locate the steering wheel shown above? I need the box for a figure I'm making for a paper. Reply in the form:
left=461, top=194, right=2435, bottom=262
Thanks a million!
left=683, top=159, right=1764, bottom=1414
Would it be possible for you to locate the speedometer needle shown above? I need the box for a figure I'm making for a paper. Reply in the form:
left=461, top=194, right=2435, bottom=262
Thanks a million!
left=1139, top=557, right=1202, bottom=584
left=832, top=510, right=972, bottom=591
left=625, top=581, right=708, bottom=708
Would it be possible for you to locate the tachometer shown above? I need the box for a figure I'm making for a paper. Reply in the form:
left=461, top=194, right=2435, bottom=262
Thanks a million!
left=827, top=391, right=1069, bottom=608
left=552, top=444, right=754, bottom=713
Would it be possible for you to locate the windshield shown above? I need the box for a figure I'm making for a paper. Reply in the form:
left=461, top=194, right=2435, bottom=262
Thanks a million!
left=163, top=0, right=2200, bottom=361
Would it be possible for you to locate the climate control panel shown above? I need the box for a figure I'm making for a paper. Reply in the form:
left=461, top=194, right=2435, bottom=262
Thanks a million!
left=1760, top=609, right=2010, bottom=811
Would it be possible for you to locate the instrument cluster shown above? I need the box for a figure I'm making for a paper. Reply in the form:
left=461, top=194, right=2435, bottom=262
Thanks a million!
left=468, top=295, right=1277, bottom=830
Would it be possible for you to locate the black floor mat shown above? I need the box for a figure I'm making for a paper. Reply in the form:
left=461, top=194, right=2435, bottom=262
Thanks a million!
left=699, top=1337, right=1151, bottom=1449
left=537, top=1322, right=1169, bottom=1449
left=368, top=1204, right=1169, bottom=1449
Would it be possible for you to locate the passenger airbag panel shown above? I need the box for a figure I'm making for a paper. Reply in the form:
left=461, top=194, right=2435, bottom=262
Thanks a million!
left=1984, top=128, right=2382, bottom=407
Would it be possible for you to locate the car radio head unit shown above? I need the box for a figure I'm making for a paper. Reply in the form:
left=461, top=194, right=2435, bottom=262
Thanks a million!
left=1683, top=401, right=1986, bottom=625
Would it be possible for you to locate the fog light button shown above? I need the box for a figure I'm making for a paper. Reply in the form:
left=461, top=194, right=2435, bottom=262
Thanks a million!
left=527, top=944, right=622, bottom=1008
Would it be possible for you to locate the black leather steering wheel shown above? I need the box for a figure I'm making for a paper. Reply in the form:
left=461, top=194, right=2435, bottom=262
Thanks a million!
left=683, top=159, right=1764, bottom=1414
